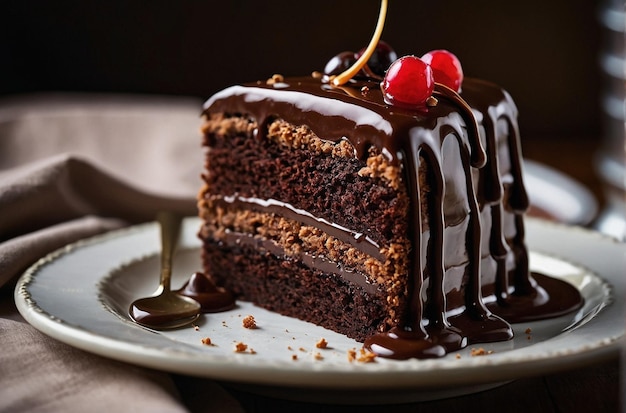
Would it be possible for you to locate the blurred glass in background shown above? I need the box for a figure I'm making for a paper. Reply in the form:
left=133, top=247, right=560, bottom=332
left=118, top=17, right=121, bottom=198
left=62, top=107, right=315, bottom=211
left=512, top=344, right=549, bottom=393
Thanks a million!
left=594, top=0, right=626, bottom=240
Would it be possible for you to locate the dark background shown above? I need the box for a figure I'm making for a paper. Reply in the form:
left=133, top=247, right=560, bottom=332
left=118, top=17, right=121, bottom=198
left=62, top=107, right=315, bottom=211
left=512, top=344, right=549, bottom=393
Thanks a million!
left=0, top=0, right=609, bottom=200
left=0, top=1, right=603, bottom=136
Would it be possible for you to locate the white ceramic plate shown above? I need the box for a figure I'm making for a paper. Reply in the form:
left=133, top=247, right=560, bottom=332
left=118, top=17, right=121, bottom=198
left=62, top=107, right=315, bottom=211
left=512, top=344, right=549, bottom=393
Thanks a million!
left=14, top=218, right=624, bottom=403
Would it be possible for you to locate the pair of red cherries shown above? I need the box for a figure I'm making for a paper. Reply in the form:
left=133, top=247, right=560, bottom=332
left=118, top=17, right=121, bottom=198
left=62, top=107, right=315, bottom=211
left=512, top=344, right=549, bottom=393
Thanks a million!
left=382, top=50, right=463, bottom=108
left=325, top=42, right=464, bottom=109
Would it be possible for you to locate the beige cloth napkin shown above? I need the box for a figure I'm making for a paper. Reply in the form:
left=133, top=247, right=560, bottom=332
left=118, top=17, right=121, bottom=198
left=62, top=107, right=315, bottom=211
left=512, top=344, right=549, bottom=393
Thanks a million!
left=0, top=94, right=244, bottom=413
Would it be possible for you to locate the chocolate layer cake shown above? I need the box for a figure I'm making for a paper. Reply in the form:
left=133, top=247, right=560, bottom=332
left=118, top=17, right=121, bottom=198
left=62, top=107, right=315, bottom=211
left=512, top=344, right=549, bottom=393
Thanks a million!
left=197, top=70, right=583, bottom=359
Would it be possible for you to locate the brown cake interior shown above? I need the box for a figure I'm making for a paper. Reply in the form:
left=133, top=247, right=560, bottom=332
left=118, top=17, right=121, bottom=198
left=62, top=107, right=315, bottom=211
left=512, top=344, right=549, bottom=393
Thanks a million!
left=199, top=114, right=413, bottom=341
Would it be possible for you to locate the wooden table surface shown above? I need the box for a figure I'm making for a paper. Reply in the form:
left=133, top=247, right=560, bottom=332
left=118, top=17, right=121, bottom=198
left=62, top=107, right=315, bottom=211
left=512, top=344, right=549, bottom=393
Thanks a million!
left=207, top=135, right=623, bottom=413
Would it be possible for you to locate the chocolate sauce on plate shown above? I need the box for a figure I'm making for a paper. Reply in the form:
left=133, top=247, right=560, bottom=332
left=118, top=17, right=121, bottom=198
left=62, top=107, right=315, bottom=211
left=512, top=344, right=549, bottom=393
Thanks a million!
left=176, top=272, right=236, bottom=313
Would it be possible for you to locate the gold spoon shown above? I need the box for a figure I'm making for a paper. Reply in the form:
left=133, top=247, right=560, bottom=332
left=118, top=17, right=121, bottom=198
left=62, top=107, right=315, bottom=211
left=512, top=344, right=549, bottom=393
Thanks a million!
left=129, top=211, right=201, bottom=329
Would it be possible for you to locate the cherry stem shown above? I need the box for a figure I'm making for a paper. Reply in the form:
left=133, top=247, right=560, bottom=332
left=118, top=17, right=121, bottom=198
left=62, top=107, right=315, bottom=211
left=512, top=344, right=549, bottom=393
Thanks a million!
left=332, top=0, right=388, bottom=86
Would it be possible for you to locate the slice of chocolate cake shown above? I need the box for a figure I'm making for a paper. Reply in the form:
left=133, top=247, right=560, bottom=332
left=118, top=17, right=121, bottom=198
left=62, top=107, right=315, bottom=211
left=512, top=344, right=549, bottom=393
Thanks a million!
left=197, top=48, right=583, bottom=359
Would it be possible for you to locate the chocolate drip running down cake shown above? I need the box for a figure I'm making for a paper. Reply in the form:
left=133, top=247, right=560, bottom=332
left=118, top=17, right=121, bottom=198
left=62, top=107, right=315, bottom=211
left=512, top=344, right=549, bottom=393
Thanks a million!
left=197, top=53, right=583, bottom=359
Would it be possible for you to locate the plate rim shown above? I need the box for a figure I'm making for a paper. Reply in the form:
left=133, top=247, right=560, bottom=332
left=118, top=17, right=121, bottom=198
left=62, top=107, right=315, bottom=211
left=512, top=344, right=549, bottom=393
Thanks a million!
left=13, top=217, right=625, bottom=390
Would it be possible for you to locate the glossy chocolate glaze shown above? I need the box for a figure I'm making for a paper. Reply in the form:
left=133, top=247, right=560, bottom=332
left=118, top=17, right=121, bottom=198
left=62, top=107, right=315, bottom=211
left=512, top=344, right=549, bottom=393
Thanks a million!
left=202, top=75, right=583, bottom=359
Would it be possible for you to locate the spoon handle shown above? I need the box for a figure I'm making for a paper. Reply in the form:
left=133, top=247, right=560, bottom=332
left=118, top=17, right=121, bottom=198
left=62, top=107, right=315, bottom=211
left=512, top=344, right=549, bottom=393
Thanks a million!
left=157, top=211, right=183, bottom=291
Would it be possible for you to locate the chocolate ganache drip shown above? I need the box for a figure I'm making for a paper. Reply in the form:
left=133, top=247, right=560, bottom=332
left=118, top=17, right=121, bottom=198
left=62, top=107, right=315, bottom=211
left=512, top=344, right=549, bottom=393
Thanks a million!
left=203, top=74, right=583, bottom=359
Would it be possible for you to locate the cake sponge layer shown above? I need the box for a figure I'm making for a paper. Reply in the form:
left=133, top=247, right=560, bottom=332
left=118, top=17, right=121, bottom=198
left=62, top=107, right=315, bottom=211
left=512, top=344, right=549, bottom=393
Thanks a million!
left=201, top=114, right=410, bottom=246
left=201, top=238, right=389, bottom=341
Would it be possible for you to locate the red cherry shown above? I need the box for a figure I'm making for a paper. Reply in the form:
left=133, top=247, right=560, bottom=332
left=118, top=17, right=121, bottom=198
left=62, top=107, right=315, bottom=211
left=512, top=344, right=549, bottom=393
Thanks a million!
left=381, top=56, right=434, bottom=108
left=421, top=50, right=463, bottom=92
